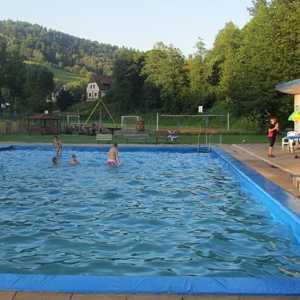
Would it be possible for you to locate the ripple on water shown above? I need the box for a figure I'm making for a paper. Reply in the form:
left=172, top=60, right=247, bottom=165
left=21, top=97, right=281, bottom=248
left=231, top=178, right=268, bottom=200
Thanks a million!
left=0, top=149, right=300, bottom=276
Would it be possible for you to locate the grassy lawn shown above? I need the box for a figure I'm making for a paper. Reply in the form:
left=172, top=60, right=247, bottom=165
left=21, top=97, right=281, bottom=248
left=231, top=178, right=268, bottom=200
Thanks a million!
left=25, top=61, right=87, bottom=83
left=48, top=66, right=87, bottom=83
left=0, top=133, right=269, bottom=145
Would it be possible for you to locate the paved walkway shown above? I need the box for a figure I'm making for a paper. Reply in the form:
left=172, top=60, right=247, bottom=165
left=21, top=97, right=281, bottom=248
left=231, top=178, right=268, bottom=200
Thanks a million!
left=221, top=144, right=300, bottom=198
left=0, top=292, right=299, bottom=300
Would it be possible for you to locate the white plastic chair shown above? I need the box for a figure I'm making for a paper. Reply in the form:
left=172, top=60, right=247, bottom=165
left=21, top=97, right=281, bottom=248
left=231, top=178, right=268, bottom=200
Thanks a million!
left=283, top=131, right=299, bottom=152
left=282, top=137, right=289, bottom=151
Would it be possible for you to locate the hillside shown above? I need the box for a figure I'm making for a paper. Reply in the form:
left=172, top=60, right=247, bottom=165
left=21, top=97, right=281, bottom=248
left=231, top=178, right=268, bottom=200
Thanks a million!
left=0, top=20, right=119, bottom=77
left=25, top=61, right=88, bottom=84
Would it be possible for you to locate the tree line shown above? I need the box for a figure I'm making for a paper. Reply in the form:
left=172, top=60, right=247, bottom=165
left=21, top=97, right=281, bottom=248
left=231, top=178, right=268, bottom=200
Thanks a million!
left=108, top=0, right=300, bottom=130
left=0, top=37, right=54, bottom=115
left=1, top=0, right=300, bottom=131
left=0, top=20, right=119, bottom=75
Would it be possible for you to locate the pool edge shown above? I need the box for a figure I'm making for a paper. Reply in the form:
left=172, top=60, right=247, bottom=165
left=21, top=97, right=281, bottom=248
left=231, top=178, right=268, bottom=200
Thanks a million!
left=0, top=275, right=300, bottom=295
left=1, top=144, right=300, bottom=295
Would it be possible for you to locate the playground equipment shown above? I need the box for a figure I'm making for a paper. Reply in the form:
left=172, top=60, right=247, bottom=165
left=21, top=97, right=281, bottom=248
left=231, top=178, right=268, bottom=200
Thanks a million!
left=84, top=98, right=115, bottom=127
left=81, top=98, right=119, bottom=136
left=121, top=116, right=145, bottom=131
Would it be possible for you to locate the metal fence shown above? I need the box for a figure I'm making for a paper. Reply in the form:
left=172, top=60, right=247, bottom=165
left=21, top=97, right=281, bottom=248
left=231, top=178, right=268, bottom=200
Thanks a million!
left=0, top=119, right=28, bottom=135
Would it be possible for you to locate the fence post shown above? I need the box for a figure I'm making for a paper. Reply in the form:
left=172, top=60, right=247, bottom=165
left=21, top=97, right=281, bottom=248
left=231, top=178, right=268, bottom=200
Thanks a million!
left=227, top=113, right=230, bottom=131
left=156, top=113, right=159, bottom=131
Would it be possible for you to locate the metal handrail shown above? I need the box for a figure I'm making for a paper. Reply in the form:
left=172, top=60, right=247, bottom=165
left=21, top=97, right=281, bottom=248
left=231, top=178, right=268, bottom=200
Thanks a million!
left=198, top=134, right=223, bottom=152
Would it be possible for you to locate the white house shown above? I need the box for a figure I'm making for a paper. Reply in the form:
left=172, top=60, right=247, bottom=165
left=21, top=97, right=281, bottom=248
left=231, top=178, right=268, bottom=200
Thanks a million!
left=86, top=82, right=100, bottom=101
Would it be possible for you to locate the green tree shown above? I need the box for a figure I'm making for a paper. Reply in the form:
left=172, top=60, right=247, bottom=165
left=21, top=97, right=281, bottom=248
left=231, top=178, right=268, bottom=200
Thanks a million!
left=21, top=64, right=55, bottom=113
left=248, top=0, right=268, bottom=16
left=110, top=49, right=145, bottom=114
left=141, top=43, right=189, bottom=113
left=229, top=0, right=300, bottom=128
left=56, top=88, right=74, bottom=111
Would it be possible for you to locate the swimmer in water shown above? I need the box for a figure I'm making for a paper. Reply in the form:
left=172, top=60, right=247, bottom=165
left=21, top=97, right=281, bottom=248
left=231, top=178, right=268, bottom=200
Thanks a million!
left=107, top=143, right=120, bottom=166
left=53, top=135, right=63, bottom=157
left=69, top=154, right=80, bottom=166
left=52, top=156, right=59, bottom=166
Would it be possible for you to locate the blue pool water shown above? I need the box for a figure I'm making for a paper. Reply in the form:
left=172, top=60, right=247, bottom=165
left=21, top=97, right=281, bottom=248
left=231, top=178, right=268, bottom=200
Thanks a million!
left=1, top=146, right=300, bottom=277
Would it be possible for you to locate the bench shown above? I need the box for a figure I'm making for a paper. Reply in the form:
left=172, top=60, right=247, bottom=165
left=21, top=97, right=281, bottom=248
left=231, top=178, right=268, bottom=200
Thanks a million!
left=123, top=133, right=149, bottom=143
left=114, top=129, right=150, bottom=143
left=96, top=133, right=113, bottom=143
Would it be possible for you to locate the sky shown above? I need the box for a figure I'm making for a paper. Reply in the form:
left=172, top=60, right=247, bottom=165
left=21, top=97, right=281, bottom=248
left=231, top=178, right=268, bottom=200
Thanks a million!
left=1, top=0, right=253, bottom=55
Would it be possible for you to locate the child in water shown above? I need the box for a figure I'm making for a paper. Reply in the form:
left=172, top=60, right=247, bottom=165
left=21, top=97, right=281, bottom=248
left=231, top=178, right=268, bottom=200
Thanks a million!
left=69, top=154, right=80, bottom=166
left=107, top=143, right=120, bottom=166
left=52, top=156, right=59, bottom=166
left=53, top=135, right=63, bottom=157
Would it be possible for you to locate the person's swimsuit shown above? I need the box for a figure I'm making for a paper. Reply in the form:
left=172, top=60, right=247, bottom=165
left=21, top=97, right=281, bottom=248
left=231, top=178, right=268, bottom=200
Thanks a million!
left=107, top=159, right=118, bottom=166
left=268, top=123, right=278, bottom=147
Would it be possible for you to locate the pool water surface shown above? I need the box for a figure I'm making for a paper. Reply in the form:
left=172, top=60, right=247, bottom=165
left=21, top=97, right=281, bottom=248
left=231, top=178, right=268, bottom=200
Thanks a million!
left=1, top=147, right=300, bottom=277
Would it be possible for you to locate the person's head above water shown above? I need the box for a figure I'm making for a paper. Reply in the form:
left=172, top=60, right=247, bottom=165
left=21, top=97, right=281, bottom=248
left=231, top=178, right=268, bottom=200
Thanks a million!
left=52, top=157, right=58, bottom=164
left=72, top=154, right=76, bottom=159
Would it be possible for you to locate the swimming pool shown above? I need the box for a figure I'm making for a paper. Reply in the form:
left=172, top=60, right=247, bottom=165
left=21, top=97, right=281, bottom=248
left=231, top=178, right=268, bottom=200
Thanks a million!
left=1, top=145, right=300, bottom=294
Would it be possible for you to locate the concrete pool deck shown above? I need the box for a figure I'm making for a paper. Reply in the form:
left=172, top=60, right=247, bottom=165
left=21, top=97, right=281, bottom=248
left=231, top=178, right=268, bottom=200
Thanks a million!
left=221, top=144, right=300, bottom=198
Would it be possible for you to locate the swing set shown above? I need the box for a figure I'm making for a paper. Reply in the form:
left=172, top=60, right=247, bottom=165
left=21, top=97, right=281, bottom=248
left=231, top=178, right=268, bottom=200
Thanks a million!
left=81, top=98, right=119, bottom=134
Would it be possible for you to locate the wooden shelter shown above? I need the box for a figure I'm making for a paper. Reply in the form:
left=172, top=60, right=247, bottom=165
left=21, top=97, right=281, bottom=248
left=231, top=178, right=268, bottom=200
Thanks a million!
left=28, top=114, right=61, bottom=134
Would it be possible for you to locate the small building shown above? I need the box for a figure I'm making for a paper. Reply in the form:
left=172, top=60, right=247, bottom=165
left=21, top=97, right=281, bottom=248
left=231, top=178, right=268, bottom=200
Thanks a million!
left=27, top=114, right=61, bottom=135
left=86, top=82, right=100, bottom=101
left=276, top=79, right=300, bottom=131
left=86, top=74, right=112, bottom=102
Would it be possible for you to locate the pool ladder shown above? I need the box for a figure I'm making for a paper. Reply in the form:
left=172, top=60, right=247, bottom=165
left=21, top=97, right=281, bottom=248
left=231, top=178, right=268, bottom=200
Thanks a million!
left=197, top=134, right=223, bottom=153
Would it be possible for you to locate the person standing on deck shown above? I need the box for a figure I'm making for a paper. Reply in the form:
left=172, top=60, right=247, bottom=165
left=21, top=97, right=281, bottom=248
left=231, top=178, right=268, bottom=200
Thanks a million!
left=267, top=117, right=279, bottom=158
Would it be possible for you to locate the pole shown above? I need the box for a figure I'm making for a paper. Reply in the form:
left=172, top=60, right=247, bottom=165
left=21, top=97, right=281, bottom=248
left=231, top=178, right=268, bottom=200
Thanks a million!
left=156, top=113, right=159, bottom=131
left=227, top=113, right=230, bottom=131
left=98, top=106, right=102, bottom=132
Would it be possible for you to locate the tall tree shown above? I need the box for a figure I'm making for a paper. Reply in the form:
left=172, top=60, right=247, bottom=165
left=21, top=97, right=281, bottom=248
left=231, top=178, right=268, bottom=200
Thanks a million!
left=110, top=49, right=145, bottom=114
left=141, top=43, right=189, bottom=113
left=21, top=64, right=55, bottom=113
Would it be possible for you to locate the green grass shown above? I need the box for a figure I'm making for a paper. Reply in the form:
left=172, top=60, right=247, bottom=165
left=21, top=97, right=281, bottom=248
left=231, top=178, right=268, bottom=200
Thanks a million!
left=49, top=66, right=86, bottom=83
left=25, top=61, right=87, bottom=83
left=0, top=133, right=269, bottom=145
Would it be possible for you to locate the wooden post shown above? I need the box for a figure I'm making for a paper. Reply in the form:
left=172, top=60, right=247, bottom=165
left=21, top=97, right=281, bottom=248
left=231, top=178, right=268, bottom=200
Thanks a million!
left=227, top=113, right=230, bottom=131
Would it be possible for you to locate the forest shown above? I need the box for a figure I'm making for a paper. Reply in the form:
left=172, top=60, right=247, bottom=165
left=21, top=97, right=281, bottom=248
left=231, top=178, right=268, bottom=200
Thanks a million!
left=0, top=0, right=300, bottom=131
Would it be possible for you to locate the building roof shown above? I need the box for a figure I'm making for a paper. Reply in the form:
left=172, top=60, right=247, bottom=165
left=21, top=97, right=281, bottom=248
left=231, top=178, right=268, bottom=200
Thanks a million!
left=29, top=114, right=61, bottom=120
left=276, top=79, right=300, bottom=95
left=90, top=73, right=112, bottom=88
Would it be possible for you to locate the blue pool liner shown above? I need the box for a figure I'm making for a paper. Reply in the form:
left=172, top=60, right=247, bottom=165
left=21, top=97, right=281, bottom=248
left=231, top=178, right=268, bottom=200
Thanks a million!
left=214, top=147, right=300, bottom=243
left=0, top=145, right=15, bottom=151
left=0, top=275, right=300, bottom=295
left=0, top=144, right=300, bottom=295
left=11, top=144, right=205, bottom=153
